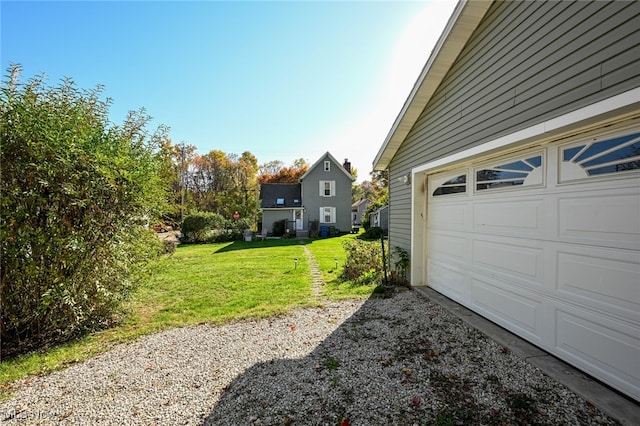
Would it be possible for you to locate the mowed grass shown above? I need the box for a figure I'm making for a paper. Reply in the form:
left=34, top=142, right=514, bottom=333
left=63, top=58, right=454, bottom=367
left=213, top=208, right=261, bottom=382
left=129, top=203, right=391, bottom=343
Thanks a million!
left=1, top=234, right=376, bottom=396
left=305, top=231, right=379, bottom=299
left=132, top=239, right=317, bottom=330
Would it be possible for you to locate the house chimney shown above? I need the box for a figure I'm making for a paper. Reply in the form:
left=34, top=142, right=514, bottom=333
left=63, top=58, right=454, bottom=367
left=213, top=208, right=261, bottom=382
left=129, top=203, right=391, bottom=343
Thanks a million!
left=343, top=159, right=351, bottom=173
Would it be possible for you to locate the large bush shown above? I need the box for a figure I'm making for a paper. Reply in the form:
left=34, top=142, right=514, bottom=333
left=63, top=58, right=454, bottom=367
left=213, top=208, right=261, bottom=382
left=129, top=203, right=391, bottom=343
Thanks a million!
left=342, top=239, right=388, bottom=283
left=181, top=212, right=251, bottom=243
left=0, top=66, right=164, bottom=357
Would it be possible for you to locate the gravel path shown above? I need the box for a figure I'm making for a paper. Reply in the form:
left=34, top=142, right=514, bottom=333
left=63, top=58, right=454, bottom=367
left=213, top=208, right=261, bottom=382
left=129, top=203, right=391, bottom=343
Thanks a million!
left=1, top=290, right=622, bottom=425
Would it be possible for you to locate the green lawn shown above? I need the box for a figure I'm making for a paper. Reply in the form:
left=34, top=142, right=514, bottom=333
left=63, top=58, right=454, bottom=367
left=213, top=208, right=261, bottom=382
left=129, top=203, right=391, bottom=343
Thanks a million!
left=0, top=233, right=377, bottom=396
left=305, top=233, right=381, bottom=299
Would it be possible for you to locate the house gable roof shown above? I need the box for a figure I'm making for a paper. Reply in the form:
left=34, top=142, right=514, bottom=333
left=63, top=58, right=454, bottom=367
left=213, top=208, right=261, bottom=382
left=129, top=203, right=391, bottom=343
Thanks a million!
left=300, top=151, right=356, bottom=182
left=373, top=0, right=493, bottom=171
left=352, top=198, right=371, bottom=208
left=259, top=183, right=302, bottom=209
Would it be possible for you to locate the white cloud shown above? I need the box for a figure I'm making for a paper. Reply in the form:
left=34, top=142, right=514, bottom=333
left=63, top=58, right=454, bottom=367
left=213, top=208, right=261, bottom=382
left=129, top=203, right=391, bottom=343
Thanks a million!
left=321, top=0, right=457, bottom=182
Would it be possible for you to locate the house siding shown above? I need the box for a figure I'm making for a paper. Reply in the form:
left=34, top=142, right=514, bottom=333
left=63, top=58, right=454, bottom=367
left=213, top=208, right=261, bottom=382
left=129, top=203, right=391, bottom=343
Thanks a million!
left=387, top=0, right=640, bottom=251
left=262, top=210, right=293, bottom=234
left=301, top=154, right=353, bottom=232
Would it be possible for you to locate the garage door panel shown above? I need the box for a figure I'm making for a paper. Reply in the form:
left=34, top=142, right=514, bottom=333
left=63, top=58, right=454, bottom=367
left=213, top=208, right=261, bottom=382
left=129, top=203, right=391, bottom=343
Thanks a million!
left=427, top=258, right=465, bottom=303
left=428, top=203, right=467, bottom=230
left=472, top=239, right=543, bottom=281
left=428, top=231, right=466, bottom=262
left=470, top=276, right=542, bottom=343
left=558, top=192, right=640, bottom=249
left=473, top=199, right=542, bottom=235
left=425, top=130, right=640, bottom=400
left=555, top=306, right=640, bottom=395
left=557, top=250, right=640, bottom=319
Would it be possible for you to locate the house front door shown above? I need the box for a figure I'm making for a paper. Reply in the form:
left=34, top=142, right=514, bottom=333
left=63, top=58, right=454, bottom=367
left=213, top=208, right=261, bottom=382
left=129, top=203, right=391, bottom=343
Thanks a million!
left=295, top=210, right=303, bottom=230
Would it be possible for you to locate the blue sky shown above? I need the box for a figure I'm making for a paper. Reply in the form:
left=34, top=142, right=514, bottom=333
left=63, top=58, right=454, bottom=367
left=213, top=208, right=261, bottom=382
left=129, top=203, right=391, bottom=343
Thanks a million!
left=1, top=0, right=456, bottom=181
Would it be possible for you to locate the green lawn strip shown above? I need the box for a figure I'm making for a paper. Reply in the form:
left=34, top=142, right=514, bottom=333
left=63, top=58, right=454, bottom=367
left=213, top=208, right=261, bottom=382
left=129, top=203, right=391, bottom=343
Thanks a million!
left=305, top=233, right=378, bottom=300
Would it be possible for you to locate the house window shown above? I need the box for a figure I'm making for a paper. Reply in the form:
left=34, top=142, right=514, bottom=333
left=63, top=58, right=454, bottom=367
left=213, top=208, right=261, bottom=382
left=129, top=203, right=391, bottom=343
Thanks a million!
left=433, top=174, right=467, bottom=196
left=320, top=207, right=336, bottom=223
left=276, top=198, right=285, bottom=206
left=560, top=131, right=640, bottom=181
left=319, top=180, right=335, bottom=197
left=476, top=154, right=543, bottom=191
left=324, top=161, right=331, bottom=172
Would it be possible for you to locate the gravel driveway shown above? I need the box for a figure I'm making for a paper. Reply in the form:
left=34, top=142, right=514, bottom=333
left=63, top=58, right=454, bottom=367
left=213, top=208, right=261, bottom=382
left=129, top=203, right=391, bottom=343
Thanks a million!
left=0, top=290, right=622, bottom=425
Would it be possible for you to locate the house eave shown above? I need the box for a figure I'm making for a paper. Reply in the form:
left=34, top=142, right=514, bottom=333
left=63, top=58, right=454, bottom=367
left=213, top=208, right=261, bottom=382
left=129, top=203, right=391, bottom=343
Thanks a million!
left=372, top=0, right=493, bottom=171
left=260, top=207, right=304, bottom=211
left=300, top=152, right=356, bottom=182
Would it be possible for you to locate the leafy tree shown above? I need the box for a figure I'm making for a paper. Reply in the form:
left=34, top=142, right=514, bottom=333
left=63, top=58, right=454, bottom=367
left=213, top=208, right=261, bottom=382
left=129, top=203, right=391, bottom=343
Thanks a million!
left=357, top=170, right=389, bottom=228
left=258, top=160, right=284, bottom=178
left=187, top=149, right=259, bottom=223
left=156, top=137, right=196, bottom=226
left=258, top=158, right=309, bottom=183
left=1, top=65, right=164, bottom=357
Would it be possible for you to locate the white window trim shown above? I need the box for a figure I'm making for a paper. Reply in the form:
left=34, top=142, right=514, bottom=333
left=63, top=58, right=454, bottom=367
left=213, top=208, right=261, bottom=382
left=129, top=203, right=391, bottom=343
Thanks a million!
left=324, top=160, right=331, bottom=172
left=319, top=206, right=336, bottom=224
left=473, top=150, right=545, bottom=194
left=319, top=180, right=336, bottom=197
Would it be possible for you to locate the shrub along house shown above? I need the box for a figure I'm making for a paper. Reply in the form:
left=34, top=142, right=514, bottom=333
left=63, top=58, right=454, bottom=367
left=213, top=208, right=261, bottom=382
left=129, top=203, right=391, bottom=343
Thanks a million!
left=260, top=152, right=355, bottom=237
left=373, top=1, right=640, bottom=401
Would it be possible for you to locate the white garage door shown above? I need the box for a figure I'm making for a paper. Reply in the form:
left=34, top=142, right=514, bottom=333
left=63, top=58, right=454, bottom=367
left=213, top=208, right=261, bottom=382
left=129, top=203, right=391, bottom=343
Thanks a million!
left=426, top=128, right=640, bottom=401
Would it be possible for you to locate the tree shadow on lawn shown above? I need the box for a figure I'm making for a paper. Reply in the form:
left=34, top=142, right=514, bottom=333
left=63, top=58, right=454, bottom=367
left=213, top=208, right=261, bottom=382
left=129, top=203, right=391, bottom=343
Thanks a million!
left=212, top=238, right=312, bottom=254
left=202, top=290, right=610, bottom=426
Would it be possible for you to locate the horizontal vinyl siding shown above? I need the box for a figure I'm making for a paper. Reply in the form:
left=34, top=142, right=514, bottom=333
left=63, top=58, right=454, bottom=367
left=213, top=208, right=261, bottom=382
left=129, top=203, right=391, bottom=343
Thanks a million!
left=388, top=174, right=412, bottom=252
left=388, top=0, right=640, bottom=249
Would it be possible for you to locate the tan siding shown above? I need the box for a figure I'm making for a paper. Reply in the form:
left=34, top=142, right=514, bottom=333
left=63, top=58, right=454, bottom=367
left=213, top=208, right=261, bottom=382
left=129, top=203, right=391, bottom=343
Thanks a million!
left=387, top=0, right=640, bottom=249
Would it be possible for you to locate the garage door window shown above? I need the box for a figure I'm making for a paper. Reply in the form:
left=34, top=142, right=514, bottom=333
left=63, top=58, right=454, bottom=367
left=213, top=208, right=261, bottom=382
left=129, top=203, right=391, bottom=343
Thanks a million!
left=476, top=154, right=543, bottom=191
left=561, top=131, right=640, bottom=180
left=433, top=174, right=466, bottom=196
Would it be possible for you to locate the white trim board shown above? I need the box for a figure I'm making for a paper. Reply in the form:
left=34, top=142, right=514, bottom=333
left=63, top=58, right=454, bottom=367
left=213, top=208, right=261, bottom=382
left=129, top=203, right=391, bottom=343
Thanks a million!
left=412, top=87, right=640, bottom=176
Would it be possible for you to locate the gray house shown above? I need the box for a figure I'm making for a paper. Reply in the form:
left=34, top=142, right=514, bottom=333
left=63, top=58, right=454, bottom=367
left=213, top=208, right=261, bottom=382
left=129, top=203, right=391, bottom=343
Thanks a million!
left=373, top=1, right=640, bottom=401
left=369, top=205, right=388, bottom=234
left=260, top=152, right=355, bottom=236
left=351, top=198, right=370, bottom=226
left=259, top=183, right=302, bottom=236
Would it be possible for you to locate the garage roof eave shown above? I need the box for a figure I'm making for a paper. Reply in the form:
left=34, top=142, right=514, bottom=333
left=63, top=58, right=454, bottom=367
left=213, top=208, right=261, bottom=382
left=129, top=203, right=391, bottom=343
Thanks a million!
left=372, top=0, right=493, bottom=171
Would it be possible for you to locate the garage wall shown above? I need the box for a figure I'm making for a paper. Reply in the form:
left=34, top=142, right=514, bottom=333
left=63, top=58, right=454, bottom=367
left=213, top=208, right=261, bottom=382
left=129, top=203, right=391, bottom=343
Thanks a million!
left=387, top=0, right=640, bottom=252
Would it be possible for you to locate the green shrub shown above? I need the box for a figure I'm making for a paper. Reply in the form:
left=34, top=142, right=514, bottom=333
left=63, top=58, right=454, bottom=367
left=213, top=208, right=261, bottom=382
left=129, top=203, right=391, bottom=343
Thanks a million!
left=360, top=226, right=384, bottom=240
left=181, top=212, right=251, bottom=243
left=1, top=65, right=164, bottom=358
left=342, top=239, right=387, bottom=281
left=181, top=214, right=211, bottom=242
left=272, top=219, right=287, bottom=237
left=181, top=212, right=224, bottom=243
left=390, top=246, right=410, bottom=285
